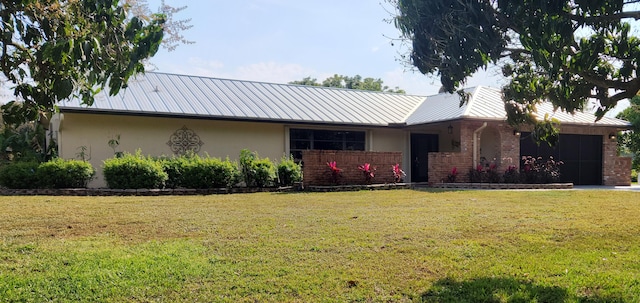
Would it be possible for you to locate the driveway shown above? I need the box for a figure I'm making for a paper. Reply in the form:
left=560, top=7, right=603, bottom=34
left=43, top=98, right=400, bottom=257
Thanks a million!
left=573, top=184, right=640, bottom=191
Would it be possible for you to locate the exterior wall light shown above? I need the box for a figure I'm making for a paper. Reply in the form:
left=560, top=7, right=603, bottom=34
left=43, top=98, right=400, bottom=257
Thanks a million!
left=609, top=133, right=617, bottom=140
left=447, top=124, right=453, bottom=134
left=513, top=130, right=521, bottom=136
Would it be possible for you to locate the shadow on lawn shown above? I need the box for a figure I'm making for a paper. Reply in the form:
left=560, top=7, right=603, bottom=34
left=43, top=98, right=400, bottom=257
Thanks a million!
left=420, top=277, right=623, bottom=303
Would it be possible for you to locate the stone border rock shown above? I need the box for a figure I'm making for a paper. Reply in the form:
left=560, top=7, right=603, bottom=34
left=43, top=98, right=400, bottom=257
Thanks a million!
left=431, top=183, right=574, bottom=190
left=0, top=182, right=572, bottom=196
left=0, top=186, right=300, bottom=196
left=305, top=183, right=412, bottom=192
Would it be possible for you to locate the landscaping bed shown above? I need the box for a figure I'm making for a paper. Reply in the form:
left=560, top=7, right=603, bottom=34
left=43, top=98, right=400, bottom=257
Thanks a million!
left=432, top=182, right=574, bottom=190
left=0, top=182, right=574, bottom=196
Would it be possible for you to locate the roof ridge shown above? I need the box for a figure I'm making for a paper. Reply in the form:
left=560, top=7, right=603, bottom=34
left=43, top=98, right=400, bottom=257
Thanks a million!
left=145, top=71, right=427, bottom=97
left=399, top=96, right=429, bottom=124
left=461, top=86, right=483, bottom=117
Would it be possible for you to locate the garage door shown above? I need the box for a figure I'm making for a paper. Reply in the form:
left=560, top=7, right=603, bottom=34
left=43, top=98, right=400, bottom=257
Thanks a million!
left=520, top=133, right=603, bottom=185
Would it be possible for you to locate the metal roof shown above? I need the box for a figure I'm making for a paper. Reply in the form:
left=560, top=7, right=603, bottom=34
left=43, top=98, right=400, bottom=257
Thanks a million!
left=405, top=86, right=631, bottom=127
left=58, top=73, right=631, bottom=128
left=58, top=72, right=425, bottom=126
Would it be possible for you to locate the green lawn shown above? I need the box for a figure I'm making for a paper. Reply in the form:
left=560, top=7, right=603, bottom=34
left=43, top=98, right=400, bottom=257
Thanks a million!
left=1, top=190, right=639, bottom=302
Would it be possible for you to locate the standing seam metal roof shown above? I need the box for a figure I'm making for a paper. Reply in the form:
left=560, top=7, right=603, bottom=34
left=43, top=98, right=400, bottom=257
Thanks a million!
left=58, top=72, right=630, bottom=128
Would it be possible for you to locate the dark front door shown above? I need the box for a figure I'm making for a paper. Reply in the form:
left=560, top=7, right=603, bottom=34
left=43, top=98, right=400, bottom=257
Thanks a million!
left=520, top=133, right=603, bottom=185
left=411, top=133, right=439, bottom=182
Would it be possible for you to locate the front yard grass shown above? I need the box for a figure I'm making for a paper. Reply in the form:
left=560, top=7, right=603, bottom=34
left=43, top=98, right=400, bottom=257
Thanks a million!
left=1, top=190, right=639, bottom=302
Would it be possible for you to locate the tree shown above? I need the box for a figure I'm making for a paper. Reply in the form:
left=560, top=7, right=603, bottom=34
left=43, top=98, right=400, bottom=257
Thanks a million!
left=617, top=95, right=640, bottom=169
left=390, top=0, right=640, bottom=126
left=290, top=74, right=406, bottom=93
left=289, top=76, right=321, bottom=87
left=0, top=0, right=169, bottom=124
left=127, top=0, right=194, bottom=52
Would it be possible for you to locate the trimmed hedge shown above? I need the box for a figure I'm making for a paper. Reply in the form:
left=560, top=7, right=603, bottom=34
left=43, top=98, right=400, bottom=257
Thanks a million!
left=37, top=158, right=95, bottom=188
left=239, top=149, right=276, bottom=187
left=277, top=155, right=302, bottom=186
left=103, top=151, right=167, bottom=189
left=158, top=154, right=239, bottom=189
left=0, top=159, right=95, bottom=189
left=158, top=156, right=189, bottom=189
left=0, top=161, right=40, bottom=189
left=179, top=155, right=238, bottom=189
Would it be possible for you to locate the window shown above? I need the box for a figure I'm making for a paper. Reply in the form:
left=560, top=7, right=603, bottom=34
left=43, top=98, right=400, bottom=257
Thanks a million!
left=289, top=128, right=365, bottom=160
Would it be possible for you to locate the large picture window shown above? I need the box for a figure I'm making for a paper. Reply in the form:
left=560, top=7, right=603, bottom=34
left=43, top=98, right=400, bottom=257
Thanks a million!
left=289, top=128, right=365, bottom=160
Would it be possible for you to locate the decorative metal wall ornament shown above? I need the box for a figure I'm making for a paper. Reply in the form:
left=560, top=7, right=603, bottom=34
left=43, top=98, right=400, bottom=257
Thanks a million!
left=167, top=126, right=204, bottom=155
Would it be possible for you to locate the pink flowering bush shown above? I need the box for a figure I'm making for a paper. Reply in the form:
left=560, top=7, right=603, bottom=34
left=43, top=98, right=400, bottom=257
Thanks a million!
left=326, top=161, right=342, bottom=184
left=521, top=156, right=563, bottom=183
left=468, top=162, right=500, bottom=183
left=358, top=163, right=376, bottom=184
left=392, top=163, right=406, bottom=183
left=503, top=165, right=520, bottom=183
left=446, top=167, right=458, bottom=182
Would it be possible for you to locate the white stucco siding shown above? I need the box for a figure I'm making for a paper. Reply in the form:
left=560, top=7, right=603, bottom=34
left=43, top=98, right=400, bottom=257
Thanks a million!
left=58, top=113, right=286, bottom=188
left=370, top=128, right=406, bottom=152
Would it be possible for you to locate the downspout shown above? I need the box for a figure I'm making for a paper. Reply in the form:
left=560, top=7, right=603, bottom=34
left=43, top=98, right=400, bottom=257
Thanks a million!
left=473, top=122, right=488, bottom=168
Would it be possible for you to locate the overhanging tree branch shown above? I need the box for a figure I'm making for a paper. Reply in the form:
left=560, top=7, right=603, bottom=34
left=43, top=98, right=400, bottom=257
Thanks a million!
left=571, top=10, right=640, bottom=24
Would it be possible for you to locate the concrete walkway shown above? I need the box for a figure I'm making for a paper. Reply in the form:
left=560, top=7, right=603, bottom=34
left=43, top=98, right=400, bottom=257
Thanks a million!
left=573, top=184, right=640, bottom=191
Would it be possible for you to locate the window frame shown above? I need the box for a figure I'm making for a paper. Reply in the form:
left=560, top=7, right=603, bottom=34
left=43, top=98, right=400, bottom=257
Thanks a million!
left=289, top=128, right=366, bottom=160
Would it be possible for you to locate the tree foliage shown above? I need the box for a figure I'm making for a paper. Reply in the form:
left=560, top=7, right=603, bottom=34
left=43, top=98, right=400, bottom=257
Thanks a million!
left=127, top=0, right=193, bottom=52
left=0, top=0, right=167, bottom=124
left=290, top=74, right=405, bottom=93
left=390, top=0, right=640, bottom=125
left=617, top=95, right=640, bottom=169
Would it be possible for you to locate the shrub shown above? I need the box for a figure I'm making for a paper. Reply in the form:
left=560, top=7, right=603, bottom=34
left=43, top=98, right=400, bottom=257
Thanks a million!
left=158, top=156, right=189, bottom=189
left=239, top=149, right=275, bottom=187
left=358, top=163, right=376, bottom=184
left=503, top=165, right=520, bottom=184
left=37, top=158, right=95, bottom=188
left=468, top=164, right=484, bottom=183
left=252, top=158, right=276, bottom=187
left=446, top=167, right=458, bottom=183
left=326, top=161, right=342, bottom=185
left=276, top=155, right=302, bottom=186
left=521, top=156, right=563, bottom=184
left=468, top=162, right=500, bottom=183
left=180, top=155, right=238, bottom=189
left=239, top=149, right=257, bottom=186
left=103, top=151, right=167, bottom=189
left=632, top=169, right=638, bottom=183
left=0, top=161, right=40, bottom=189
left=392, top=163, right=406, bottom=183
left=485, top=163, right=501, bottom=183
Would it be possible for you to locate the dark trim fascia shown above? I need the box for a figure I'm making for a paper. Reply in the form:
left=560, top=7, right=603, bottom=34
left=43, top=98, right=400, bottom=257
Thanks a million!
left=58, top=108, right=394, bottom=129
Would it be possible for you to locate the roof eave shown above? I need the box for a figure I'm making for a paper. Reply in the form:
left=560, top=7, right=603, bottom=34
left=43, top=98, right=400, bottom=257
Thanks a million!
left=57, top=107, right=396, bottom=128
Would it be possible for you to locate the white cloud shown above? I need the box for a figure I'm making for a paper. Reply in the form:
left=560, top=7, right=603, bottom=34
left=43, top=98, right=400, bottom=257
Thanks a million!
left=187, top=58, right=225, bottom=70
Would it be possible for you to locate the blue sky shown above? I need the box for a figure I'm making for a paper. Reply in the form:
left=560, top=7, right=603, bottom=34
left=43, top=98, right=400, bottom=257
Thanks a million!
left=0, top=0, right=628, bottom=115
left=147, top=0, right=506, bottom=96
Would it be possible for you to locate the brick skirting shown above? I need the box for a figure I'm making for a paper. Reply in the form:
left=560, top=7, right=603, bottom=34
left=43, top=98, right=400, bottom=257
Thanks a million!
left=302, top=150, right=403, bottom=186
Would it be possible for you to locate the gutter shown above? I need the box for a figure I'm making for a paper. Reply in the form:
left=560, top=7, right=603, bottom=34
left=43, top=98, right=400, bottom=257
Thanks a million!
left=473, top=122, right=488, bottom=168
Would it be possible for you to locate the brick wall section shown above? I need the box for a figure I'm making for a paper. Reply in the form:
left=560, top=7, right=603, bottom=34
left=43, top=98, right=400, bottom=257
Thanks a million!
left=428, top=152, right=471, bottom=183
left=599, top=128, right=631, bottom=186
left=428, top=121, right=520, bottom=184
left=302, top=150, right=403, bottom=186
left=427, top=122, right=631, bottom=186
left=607, top=157, right=632, bottom=186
